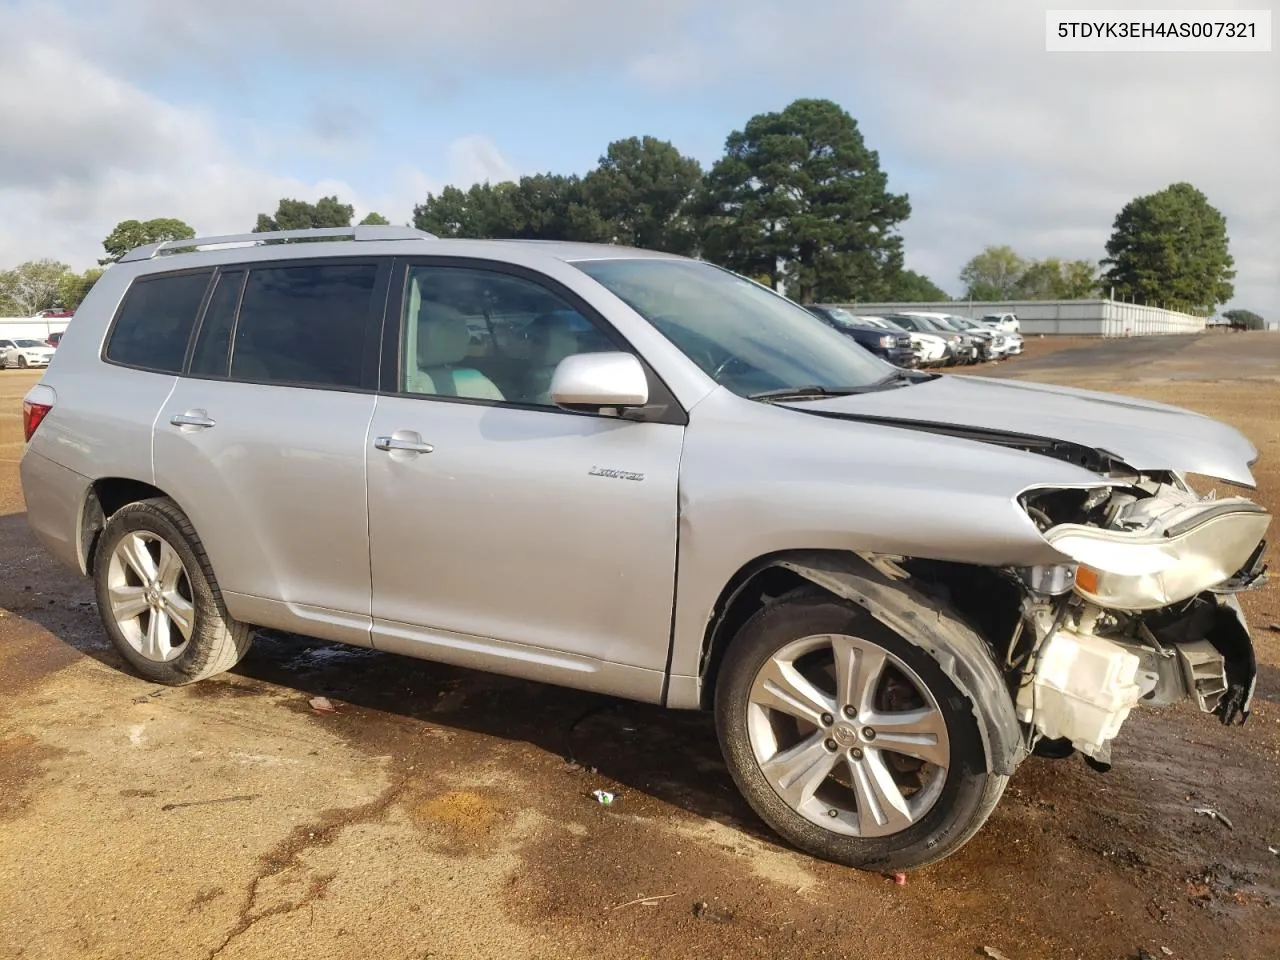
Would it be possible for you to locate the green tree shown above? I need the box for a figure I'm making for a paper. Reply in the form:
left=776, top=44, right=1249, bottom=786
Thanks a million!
left=1058, top=259, right=1100, bottom=299
left=100, top=217, right=196, bottom=264
left=413, top=175, right=597, bottom=241
left=254, top=195, right=354, bottom=232
left=959, top=245, right=1027, bottom=300
left=579, top=136, right=704, bottom=254
left=698, top=98, right=911, bottom=302
left=883, top=269, right=949, bottom=301
left=1222, top=308, right=1265, bottom=331
left=0, top=259, right=72, bottom=315
left=359, top=211, right=390, bottom=226
left=1101, top=182, right=1235, bottom=312
left=413, top=183, right=507, bottom=238
left=1014, top=257, right=1099, bottom=299
left=57, top=268, right=105, bottom=311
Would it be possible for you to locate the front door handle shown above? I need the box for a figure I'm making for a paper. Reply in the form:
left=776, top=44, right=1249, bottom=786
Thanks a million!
left=170, top=411, right=216, bottom=429
left=374, top=435, right=434, bottom=454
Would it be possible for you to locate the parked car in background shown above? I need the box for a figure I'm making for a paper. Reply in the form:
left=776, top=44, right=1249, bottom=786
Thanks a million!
left=945, top=315, right=1007, bottom=359
left=20, top=226, right=1270, bottom=876
left=901, top=313, right=986, bottom=364
left=46, top=331, right=64, bottom=348
left=805, top=306, right=917, bottom=368
left=981, top=312, right=1021, bottom=334
left=856, top=315, right=948, bottom=367
left=0, top=337, right=56, bottom=369
left=884, top=314, right=967, bottom=365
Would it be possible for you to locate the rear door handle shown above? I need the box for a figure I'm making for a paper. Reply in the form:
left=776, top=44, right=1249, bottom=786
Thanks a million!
left=374, top=435, right=434, bottom=454
left=170, top=411, right=216, bottom=429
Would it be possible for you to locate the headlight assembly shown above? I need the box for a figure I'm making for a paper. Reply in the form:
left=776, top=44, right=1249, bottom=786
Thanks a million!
left=1044, top=499, right=1270, bottom=610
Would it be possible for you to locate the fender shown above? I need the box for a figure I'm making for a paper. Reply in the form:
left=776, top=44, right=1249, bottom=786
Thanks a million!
left=776, top=552, right=1028, bottom=777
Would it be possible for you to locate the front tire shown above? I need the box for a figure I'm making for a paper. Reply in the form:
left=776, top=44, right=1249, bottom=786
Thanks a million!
left=715, top=592, right=1007, bottom=872
left=17, top=356, right=28, bottom=369
left=93, top=497, right=253, bottom=685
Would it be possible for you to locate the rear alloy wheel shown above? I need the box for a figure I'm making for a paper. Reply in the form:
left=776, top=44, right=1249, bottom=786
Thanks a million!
left=716, top=593, right=1006, bottom=871
left=94, top=498, right=252, bottom=684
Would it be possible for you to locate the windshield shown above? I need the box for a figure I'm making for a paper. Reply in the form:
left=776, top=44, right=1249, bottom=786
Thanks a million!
left=820, top=307, right=867, bottom=329
left=863, top=316, right=906, bottom=332
left=573, top=258, right=891, bottom=396
left=12, top=339, right=43, bottom=348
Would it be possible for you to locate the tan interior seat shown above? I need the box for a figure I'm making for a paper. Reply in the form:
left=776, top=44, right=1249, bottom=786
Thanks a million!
left=405, top=301, right=504, bottom=401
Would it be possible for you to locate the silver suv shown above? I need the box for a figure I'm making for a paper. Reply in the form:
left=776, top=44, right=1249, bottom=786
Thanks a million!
left=19, top=226, right=1270, bottom=872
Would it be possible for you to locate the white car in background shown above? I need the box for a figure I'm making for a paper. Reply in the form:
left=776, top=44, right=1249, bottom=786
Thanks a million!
left=943, top=315, right=1012, bottom=359
left=857, top=315, right=948, bottom=366
left=981, top=312, right=1021, bottom=334
left=0, top=338, right=56, bottom=369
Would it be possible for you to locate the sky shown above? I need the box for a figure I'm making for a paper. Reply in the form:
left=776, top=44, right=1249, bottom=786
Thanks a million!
left=1, top=0, right=1276, bottom=314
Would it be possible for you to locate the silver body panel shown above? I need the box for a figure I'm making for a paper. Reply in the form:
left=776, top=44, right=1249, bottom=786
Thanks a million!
left=153, top=379, right=378, bottom=631
left=18, top=236, right=1265, bottom=714
left=365, top=396, right=682, bottom=680
left=797, top=375, right=1258, bottom=486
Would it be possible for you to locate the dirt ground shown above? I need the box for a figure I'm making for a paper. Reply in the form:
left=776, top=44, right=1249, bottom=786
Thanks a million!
left=2, top=334, right=1278, bottom=960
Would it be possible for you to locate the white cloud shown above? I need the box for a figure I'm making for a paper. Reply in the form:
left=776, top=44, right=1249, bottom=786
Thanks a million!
left=0, top=6, right=515, bottom=269
left=448, top=135, right=518, bottom=186
left=4, top=0, right=1276, bottom=313
left=663, top=0, right=1279, bottom=312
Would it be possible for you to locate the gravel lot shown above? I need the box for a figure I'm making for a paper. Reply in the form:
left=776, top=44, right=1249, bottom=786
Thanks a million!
left=2, top=334, right=1277, bottom=960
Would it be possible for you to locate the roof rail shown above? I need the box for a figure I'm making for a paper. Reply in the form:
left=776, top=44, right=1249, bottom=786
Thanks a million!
left=118, top=225, right=438, bottom=263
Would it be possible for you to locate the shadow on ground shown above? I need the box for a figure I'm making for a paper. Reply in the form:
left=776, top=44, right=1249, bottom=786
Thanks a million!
left=0, top=511, right=768, bottom=847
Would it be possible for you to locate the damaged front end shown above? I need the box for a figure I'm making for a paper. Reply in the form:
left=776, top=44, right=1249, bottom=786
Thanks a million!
left=1008, top=478, right=1270, bottom=767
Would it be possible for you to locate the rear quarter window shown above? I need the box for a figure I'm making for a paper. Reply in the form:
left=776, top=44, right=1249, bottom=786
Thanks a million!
left=104, top=271, right=212, bottom=373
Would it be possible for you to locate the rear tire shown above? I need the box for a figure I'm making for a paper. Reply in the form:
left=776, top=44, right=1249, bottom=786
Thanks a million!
left=93, top=497, right=252, bottom=685
left=715, top=592, right=1007, bottom=872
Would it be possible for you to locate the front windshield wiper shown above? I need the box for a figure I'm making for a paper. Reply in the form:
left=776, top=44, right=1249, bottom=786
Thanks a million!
left=748, top=385, right=866, bottom=402
left=749, top=371, right=932, bottom=402
left=871, top=369, right=929, bottom=388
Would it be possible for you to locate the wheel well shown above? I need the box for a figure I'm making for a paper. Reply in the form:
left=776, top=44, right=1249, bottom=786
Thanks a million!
left=697, top=555, right=826, bottom=710
left=80, top=478, right=169, bottom=574
left=697, top=551, right=1020, bottom=710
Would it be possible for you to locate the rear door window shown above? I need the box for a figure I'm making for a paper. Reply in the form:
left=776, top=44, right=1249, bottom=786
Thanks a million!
left=105, top=271, right=212, bottom=373
left=189, top=270, right=245, bottom=378
left=230, top=262, right=381, bottom=389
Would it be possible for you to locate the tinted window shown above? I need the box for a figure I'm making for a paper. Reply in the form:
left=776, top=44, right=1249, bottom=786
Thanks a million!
left=231, top=263, right=378, bottom=388
left=400, top=265, right=616, bottom=406
left=189, top=270, right=244, bottom=378
left=105, top=271, right=212, bottom=372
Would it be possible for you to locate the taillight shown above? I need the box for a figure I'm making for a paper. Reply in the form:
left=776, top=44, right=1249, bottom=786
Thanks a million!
left=22, top=400, right=52, bottom=441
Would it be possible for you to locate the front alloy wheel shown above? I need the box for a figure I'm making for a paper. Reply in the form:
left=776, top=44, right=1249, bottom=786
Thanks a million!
left=747, top=632, right=950, bottom=838
left=716, top=592, right=1007, bottom=872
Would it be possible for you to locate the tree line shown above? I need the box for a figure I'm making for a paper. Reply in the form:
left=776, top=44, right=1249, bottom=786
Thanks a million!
left=1, top=98, right=1248, bottom=321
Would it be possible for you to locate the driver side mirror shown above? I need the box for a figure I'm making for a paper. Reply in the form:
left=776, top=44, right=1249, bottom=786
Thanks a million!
left=550, top=352, right=649, bottom=413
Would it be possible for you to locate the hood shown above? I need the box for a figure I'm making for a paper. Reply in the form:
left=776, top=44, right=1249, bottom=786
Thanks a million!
left=792, top=375, right=1258, bottom=486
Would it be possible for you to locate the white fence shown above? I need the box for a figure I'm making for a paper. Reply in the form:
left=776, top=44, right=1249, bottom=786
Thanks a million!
left=825, top=299, right=1207, bottom=337
left=0, top=317, right=72, bottom=340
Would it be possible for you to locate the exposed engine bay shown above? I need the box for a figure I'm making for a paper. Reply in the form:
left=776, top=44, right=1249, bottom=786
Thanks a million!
left=896, top=472, right=1270, bottom=771
left=1005, top=476, right=1269, bottom=765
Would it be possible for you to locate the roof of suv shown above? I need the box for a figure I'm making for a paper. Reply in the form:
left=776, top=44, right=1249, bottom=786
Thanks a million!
left=117, top=226, right=687, bottom=273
